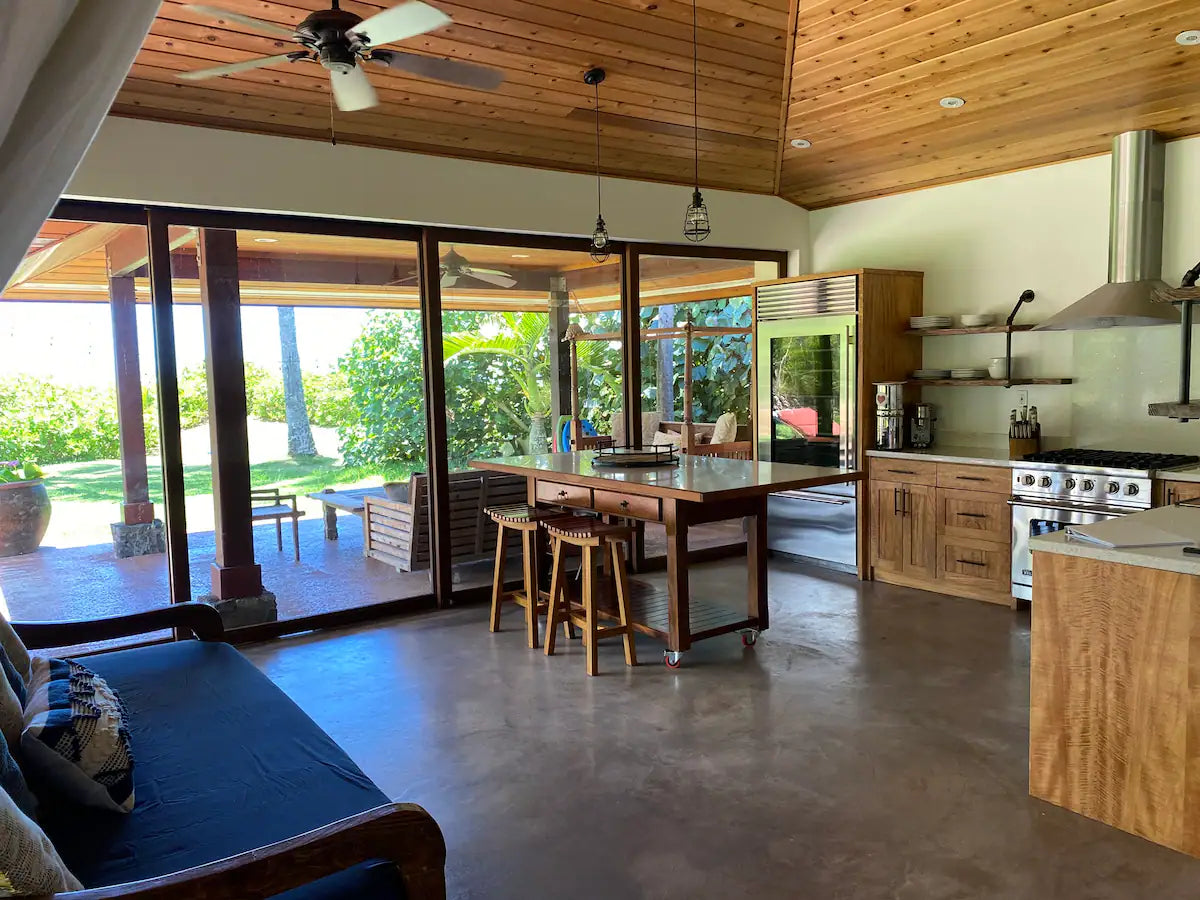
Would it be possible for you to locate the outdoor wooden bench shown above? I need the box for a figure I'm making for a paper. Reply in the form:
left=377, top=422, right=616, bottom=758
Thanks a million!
left=251, top=487, right=305, bottom=560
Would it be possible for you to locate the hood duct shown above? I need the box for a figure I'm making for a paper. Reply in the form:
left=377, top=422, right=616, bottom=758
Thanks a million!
left=1035, top=130, right=1180, bottom=331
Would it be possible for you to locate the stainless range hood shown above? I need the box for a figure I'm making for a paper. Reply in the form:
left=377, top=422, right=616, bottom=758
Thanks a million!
left=1035, top=130, right=1180, bottom=331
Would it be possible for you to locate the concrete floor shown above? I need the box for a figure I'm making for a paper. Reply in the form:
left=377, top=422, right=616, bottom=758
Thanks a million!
left=243, top=556, right=1200, bottom=900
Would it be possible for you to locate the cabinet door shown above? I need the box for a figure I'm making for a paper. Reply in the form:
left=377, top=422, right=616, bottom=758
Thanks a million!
left=903, top=484, right=937, bottom=580
left=1161, top=480, right=1200, bottom=506
left=937, top=536, right=1011, bottom=598
left=870, top=481, right=905, bottom=576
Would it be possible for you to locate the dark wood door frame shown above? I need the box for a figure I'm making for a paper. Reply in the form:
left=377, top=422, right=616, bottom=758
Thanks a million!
left=419, top=229, right=453, bottom=607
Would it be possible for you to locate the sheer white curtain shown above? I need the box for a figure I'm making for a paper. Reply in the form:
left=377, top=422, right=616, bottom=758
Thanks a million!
left=0, top=0, right=160, bottom=285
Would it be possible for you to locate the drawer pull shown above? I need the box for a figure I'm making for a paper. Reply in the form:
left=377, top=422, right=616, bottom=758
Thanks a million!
left=888, top=468, right=917, bottom=475
left=557, top=490, right=568, bottom=499
left=619, top=500, right=630, bottom=510
left=955, top=475, right=987, bottom=482
left=957, top=512, right=988, bottom=519
left=955, top=558, right=987, bottom=567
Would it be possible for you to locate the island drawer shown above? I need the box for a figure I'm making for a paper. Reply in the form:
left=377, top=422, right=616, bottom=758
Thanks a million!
left=937, top=489, right=1010, bottom=543
left=936, top=463, right=1011, bottom=495
left=594, top=490, right=661, bottom=522
left=535, top=480, right=592, bottom=508
left=871, top=459, right=936, bottom=485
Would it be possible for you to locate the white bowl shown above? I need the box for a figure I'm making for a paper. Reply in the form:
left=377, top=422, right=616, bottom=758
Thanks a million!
left=961, top=314, right=995, bottom=327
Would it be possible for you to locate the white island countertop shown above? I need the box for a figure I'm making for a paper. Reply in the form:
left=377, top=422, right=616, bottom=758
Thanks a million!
left=865, top=445, right=1014, bottom=468
left=1030, top=504, right=1200, bottom=576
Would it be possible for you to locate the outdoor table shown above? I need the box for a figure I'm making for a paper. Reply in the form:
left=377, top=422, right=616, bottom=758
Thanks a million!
left=307, top=486, right=387, bottom=539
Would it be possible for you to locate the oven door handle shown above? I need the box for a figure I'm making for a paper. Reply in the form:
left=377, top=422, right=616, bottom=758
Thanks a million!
left=1007, top=497, right=1129, bottom=517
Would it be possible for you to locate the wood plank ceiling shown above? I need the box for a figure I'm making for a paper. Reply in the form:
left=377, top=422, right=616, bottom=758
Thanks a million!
left=115, top=0, right=1200, bottom=210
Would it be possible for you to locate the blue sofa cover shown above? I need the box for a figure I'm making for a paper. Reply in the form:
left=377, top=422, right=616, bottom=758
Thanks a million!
left=36, top=640, right=401, bottom=899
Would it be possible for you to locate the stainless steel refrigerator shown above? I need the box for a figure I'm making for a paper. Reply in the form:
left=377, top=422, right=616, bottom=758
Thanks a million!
left=755, top=279, right=857, bottom=572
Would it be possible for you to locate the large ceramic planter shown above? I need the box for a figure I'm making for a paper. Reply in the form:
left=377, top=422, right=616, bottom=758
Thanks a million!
left=528, top=415, right=550, bottom=454
left=0, top=479, right=51, bottom=557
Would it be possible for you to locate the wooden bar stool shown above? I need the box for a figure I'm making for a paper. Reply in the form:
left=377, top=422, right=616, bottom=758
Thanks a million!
left=485, top=504, right=556, bottom=649
left=542, top=517, right=638, bottom=676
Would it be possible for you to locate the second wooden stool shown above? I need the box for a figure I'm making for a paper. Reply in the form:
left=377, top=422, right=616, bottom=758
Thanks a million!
left=543, top=517, right=638, bottom=676
left=486, top=504, right=554, bottom=649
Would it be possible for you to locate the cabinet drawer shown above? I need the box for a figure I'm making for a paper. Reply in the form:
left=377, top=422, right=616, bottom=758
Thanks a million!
left=535, top=480, right=592, bottom=508
left=937, top=489, right=1010, bottom=543
left=593, top=490, right=660, bottom=522
left=936, top=463, right=1011, bottom=494
left=1159, top=479, right=1200, bottom=507
left=870, top=459, right=937, bottom=485
left=936, top=536, right=1010, bottom=593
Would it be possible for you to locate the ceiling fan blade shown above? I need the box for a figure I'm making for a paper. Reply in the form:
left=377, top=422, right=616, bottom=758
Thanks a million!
left=350, top=1, right=451, bottom=47
left=373, top=49, right=503, bottom=90
left=466, top=269, right=518, bottom=288
left=184, top=4, right=296, bottom=38
left=441, top=274, right=460, bottom=287
left=330, top=65, right=379, bottom=112
left=178, top=53, right=296, bottom=80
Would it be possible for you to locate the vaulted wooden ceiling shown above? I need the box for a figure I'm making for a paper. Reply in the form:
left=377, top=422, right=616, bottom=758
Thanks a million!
left=115, top=1, right=1200, bottom=210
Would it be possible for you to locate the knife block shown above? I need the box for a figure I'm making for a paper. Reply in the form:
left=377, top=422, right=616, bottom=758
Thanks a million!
left=1009, top=436, right=1040, bottom=460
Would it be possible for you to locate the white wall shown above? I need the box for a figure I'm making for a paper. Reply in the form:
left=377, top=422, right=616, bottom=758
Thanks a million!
left=65, top=117, right=810, bottom=265
left=810, top=137, right=1200, bottom=453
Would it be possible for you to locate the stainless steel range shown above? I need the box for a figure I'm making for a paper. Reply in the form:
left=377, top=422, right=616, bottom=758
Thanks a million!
left=1010, top=449, right=1199, bottom=600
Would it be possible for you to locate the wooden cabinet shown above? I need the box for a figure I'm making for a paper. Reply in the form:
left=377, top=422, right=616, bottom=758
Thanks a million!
left=869, top=457, right=1014, bottom=606
left=1159, top=480, right=1200, bottom=507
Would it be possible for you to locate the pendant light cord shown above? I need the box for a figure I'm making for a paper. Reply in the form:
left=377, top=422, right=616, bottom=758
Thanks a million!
left=691, top=0, right=699, bottom=192
left=593, top=80, right=603, bottom=216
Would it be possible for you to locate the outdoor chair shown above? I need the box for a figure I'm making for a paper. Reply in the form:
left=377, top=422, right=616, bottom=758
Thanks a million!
left=251, top=487, right=305, bottom=561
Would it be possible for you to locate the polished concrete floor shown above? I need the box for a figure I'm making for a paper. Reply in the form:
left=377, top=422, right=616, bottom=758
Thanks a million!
left=243, top=557, right=1200, bottom=899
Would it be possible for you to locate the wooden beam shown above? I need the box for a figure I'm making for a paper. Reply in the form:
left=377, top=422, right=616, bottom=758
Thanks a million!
left=7, top=223, right=125, bottom=288
left=108, top=275, right=154, bottom=525
left=773, top=0, right=800, bottom=196
left=197, top=228, right=261, bottom=600
left=107, top=225, right=195, bottom=276
left=147, top=212, right=191, bottom=605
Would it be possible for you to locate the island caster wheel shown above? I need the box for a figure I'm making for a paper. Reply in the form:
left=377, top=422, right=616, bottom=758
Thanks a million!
left=740, top=629, right=759, bottom=648
left=664, top=650, right=683, bottom=669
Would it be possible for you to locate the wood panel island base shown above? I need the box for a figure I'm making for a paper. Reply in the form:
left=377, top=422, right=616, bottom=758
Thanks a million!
left=1029, top=515, right=1200, bottom=857
left=470, top=452, right=858, bottom=666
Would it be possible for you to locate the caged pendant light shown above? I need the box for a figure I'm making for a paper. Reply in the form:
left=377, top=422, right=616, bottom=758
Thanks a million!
left=584, top=67, right=611, bottom=263
left=683, top=0, right=710, bottom=242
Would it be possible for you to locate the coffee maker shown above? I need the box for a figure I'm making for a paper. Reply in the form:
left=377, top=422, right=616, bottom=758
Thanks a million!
left=909, top=402, right=936, bottom=449
left=874, top=382, right=905, bottom=450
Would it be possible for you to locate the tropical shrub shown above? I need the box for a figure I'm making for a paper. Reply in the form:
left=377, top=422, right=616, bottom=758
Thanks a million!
left=0, top=377, right=121, bottom=464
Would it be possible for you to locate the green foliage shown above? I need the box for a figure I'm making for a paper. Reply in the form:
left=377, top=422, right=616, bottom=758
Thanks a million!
left=639, top=296, right=753, bottom=423
left=0, top=460, right=44, bottom=483
left=242, top=365, right=353, bottom=428
left=0, top=377, right=121, bottom=464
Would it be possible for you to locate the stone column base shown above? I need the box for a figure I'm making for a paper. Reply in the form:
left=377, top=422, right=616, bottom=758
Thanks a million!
left=197, top=590, right=278, bottom=630
left=111, top=520, right=166, bottom=559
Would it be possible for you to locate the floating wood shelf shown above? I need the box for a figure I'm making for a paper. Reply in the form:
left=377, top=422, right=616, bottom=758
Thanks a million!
left=905, top=324, right=1036, bottom=336
left=908, top=378, right=1073, bottom=387
left=1148, top=401, right=1200, bottom=418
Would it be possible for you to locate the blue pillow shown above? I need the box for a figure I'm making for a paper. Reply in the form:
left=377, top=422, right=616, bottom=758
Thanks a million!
left=0, top=727, right=36, bottom=820
left=0, top=644, right=25, bottom=708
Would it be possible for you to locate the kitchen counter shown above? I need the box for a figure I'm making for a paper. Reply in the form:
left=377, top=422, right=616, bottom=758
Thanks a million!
left=865, top=445, right=1013, bottom=468
left=1030, top=504, right=1200, bottom=576
left=1160, top=465, right=1200, bottom=484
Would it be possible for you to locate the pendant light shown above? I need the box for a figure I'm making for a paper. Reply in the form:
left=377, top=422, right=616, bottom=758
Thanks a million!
left=584, top=67, right=611, bottom=263
left=683, top=0, right=710, bottom=242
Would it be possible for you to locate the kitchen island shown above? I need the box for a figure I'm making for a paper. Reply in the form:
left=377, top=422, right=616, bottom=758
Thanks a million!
left=470, top=452, right=857, bottom=665
left=1029, top=503, right=1200, bottom=856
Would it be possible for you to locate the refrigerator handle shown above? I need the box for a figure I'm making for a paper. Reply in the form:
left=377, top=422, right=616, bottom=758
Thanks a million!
left=844, top=323, right=857, bottom=469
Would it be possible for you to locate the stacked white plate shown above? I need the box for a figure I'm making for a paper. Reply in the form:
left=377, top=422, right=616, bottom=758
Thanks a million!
left=910, top=315, right=953, bottom=329
left=960, top=314, right=995, bottom=327
left=950, top=368, right=990, bottom=379
left=913, top=368, right=951, bottom=380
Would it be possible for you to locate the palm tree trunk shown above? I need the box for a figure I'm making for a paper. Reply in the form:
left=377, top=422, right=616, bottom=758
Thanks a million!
left=277, top=306, right=317, bottom=457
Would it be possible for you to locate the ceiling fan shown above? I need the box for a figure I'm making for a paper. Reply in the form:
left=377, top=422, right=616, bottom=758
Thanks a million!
left=178, top=0, right=505, bottom=112
left=393, top=246, right=518, bottom=288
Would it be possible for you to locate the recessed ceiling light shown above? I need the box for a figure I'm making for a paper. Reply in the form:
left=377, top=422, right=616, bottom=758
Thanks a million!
left=940, top=97, right=966, bottom=109
left=253, top=237, right=278, bottom=243
left=1178, top=30, right=1200, bottom=46
left=790, top=138, right=812, bottom=149
left=511, top=253, right=530, bottom=258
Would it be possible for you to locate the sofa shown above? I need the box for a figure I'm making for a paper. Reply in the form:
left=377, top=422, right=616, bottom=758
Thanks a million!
left=12, top=603, right=446, bottom=899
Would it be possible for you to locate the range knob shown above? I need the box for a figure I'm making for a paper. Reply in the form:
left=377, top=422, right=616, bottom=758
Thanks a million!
left=1022, top=474, right=1036, bottom=487
left=1081, top=479, right=1095, bottom=492
left=1039, top=476, right=1052, bottom=488
left=1064, top=477, right=1077, bottom=490
left=1107, top=481, right=1120, bottom=495
left=1125, top=483, right=1140, bottom=497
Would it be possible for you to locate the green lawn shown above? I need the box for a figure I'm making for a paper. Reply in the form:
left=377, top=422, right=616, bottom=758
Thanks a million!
left=44, top=456, right=419, bottom=505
